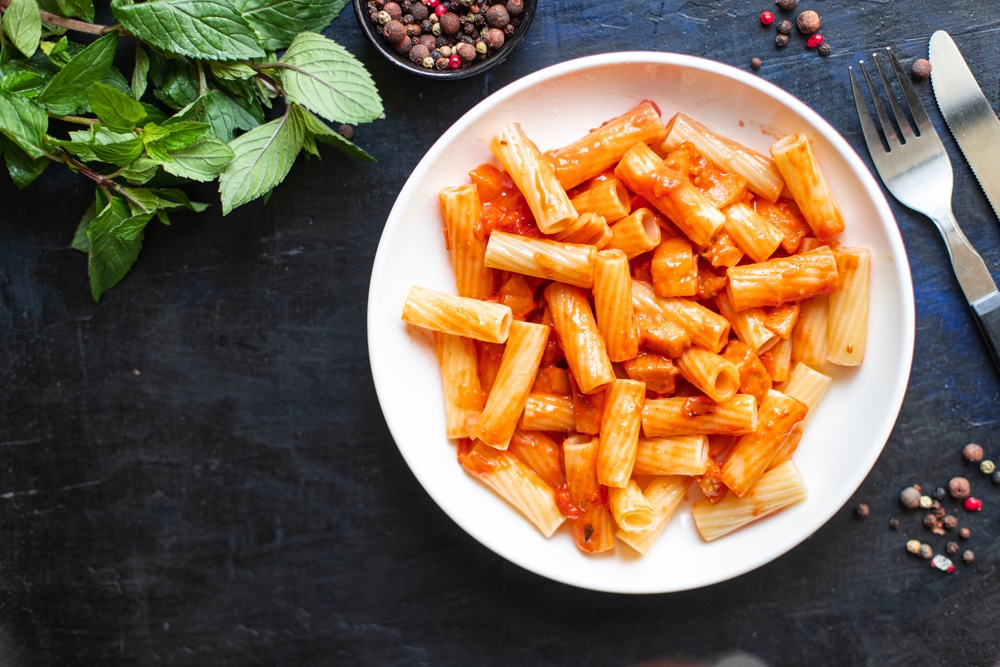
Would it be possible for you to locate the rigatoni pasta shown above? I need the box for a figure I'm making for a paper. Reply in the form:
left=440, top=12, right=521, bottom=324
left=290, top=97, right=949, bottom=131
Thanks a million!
left=401, top=101, right=871, bottom=558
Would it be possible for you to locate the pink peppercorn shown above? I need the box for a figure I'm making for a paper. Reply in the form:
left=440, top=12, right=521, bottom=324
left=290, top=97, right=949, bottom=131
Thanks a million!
left=964, top=497, right=983, bottom=511
left=760, top=11, right=775, bottom=25
left=806, top=33, right=825, bottom=49
left=434, top=3, right=447, bottom=16
left=448, top=54, right=462, bottom=69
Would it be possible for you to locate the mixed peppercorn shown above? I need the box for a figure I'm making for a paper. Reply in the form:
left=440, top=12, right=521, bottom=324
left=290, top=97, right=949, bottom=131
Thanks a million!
left=751, top=1, right=829, bottom=71
left=858, top=441, right=996, bottom=574
left=364, top=0, right=526, bottom=72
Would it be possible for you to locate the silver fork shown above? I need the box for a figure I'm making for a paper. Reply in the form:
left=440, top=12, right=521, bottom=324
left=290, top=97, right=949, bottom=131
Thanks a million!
left=850, top=47, right=1000, bottom=370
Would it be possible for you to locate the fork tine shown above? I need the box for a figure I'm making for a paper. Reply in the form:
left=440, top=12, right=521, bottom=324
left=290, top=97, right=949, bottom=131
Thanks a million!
left=858, top=59, right=901, bottom=147
left=849, top=65, right=888, bottom=155
left=872, top=51, right=915, bottom=142
left=886, top=46, right=933, bottom=133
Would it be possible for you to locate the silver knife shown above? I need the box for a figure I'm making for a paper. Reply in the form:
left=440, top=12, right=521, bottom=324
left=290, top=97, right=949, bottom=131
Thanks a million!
left=929, top=30, right=1000, bottom=223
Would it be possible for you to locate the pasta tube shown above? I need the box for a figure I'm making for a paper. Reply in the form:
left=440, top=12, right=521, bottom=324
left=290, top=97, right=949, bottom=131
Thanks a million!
left=593, top=249, right=640, bottom=363
left=826, top=247, right=870, bottom=366
left=770, top=133, right=845, bottom=241
left=402, top=285, right=512, bottom=343
left=520, top=393, right=575, bottom=432
left=642, top=394, right=758, bottom=437
left=439, top=184, right=493, bottom=300
left=570, top=176, right=632, bottom=223
left=607, top=479, right=656, bottom=532
left=460, top=441, right=566, bottom=538
left=485, top=231, right=596, bottom=288
left=597, top=378, right=646, bottom=488
left=489, top=122, right=578, bottom=234
left=632, top=435, right=710, bottom=476
left=616, top=475, right=692, bottom=554
left=472, top=320, right=550, bottom=449
left=434, top=332, right=485, bottom=439
left=544, top=282, right=615, bottom=394
left=563, top=435, right=615, bottom=553
left=693, top=459, right=808, bottom=541
left=674, top=346, right=741, bottom=403
left=726, top=246, right=840, bottom=311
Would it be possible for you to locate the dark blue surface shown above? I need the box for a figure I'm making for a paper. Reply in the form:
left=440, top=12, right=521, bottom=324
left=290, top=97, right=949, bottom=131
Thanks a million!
left=2, top=1, right=1000, bottom=665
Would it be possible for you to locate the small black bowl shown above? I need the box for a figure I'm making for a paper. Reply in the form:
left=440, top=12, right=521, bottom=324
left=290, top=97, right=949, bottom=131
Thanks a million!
left=353, top=0, right=536, bottom=80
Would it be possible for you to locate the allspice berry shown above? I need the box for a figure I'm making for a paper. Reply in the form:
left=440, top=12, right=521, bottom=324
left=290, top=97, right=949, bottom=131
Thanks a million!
left=911, top=58, right=932, bottom=80
left=899, top=486, right=921, bottom=509
left=948, top=476, right=971, bottom=499
left=751, top=57, right=762, bottom=70
left=775, top=0, right=796, bottom=9
left=796, top=9, right=820, bottom=34
left=963, top=442, right=984, bottom=463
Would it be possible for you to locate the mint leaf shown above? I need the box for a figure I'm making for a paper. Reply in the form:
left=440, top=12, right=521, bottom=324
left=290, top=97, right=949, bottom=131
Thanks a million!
left=91, top=136, right=144, bottom=166
left=131, top=43, right=149, bottom=99
left=88, top=81, right=147, bottom=132
left=111, top=0, right=265, bottom=61
left=235, top=0, right=347, bottom=51
left=3, top=0, right=43, bottom=58
left=71, top=201, right=96, bottom=252
left=0, top=90, right=48, bottom=159
left=292, top=103, right=373, bottom=161
left=118, top=155, right=160, bottom=184
left=87, top=195, right=153, bottom=302
left=218, top=109, right=303, bottom=214
left=173, top=89, right=262, bottom=143
left=2, top=135, right=48, bottom=188
left=39, top=36, right=72, bottom=67
left=36, top=32, right=116, bottom=115
left=160, top=133, right=234, bottom=181
left=276, top=32, right=383, bottom=126
left=37, top=0, right=95, bottom=22
left=209, top=60, right=256, bottom=81
left=0, top=69, right=46, bottom=96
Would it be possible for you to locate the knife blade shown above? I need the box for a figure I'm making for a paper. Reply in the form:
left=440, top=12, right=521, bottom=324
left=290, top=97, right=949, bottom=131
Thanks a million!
left=929, top=30, right=1000, bottom=223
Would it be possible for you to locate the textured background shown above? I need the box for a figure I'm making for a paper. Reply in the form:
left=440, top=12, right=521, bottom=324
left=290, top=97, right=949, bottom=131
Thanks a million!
left=2, top=1, right=1000, bottom=665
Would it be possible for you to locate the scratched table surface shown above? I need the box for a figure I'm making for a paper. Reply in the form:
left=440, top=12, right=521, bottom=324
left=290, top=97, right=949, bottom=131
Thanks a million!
left=3, top=1, right=1000, bottom=665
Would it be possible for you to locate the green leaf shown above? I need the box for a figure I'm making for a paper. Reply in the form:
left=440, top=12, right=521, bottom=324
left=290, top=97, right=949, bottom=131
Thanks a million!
left=91, top=136, right=144, bottom=165
left=1, top=135, right=48, bottom=188
left=3, top=0, right=43, bottom=58
left=39, top=36, right=72, bottom=67
left=218, top=109, right=302, bottom=214
left=152, top=61, right=201, bottom=110
left=71, top=201, right=97, bottom=252
left=111, top=0, right=266, bottom=61
left=0, top=69, right=46, bottom=96
left=37, top=0, right=94, bottom=22
left=291, top=103, right=373, bottom=161
left=172, top=89, right=261, bottom=143
left=235, top=0, right=347, bottom=51
left=0, top=89, right=48, bottom=158
left=117, top=155, right=160, bottom=184
left=36, top=31, right=116, bottom=115
left=159, top=132, right=234, bottom=181
left=209, top=60, right=256, bottom=81
left=131, top=43, right=149, bottom=99
left=88, top=81, right=147, bottom=132
left=86, top=195, right=153, bottom=302
left=276, top=32, right=383, bottom=126
left=140, top=120, right=210, bottom=161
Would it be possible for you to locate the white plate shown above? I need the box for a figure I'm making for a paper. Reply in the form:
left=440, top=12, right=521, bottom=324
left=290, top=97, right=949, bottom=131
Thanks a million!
left=367, top=52, right=914, bottom=593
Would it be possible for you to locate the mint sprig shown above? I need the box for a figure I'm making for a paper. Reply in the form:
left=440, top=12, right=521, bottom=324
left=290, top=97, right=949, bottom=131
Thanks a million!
left=0, top=0, right=383, bottom=301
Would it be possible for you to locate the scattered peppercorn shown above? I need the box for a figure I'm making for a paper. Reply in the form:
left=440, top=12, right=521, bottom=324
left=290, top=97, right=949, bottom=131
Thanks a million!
left=949, top=476, right=971, bottom=499
left=963, top=442, right=984, bottom=462
left=760, top=11, right=775, bottom=25
left=806, top=33, right=824, bottom=49
left=855, top=503, right=870, bottom=518
left=337, top=124, right=354, bottom=140
left=817, top=42, right=831, bottom=57
left=751, top=57, right=763, bottom=70
left=905, top=539, right=921, bottom=554
left=933, top=486, right=947, bottom=501
left=993, top=469, right=1000, bottom=485
left=943, top=514, right=958, bottom=530
left=796, top=9, right=820, bottom=34
left=775, top=19, right=792, bottom=35
left=775, top=0, right=796, bottom=10
left=918, top=495, right=933, bottom=509
left=962, top=550, right=975, bottom=564
left=959, top=527, right=971, bottom=539
left=964, top=497, right=983, bottom=511
left=911, top=58, right=932, bottom=80
left=946, top=541, right=960, bottom=555
left=919, top=543, right=933, bottom=559
left=980, top=460, right=996, bottom=475
left=922, top=513, right=938, bottom=529
left=899, top=486, right=921, bottom=509
left=775, top=33, right=789, bottom=47
left=889, top=517, right=900, bottom=530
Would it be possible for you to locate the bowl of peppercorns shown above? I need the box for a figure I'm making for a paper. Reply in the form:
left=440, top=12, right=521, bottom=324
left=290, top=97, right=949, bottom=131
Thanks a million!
left=354, top=0, right=536, bottom=79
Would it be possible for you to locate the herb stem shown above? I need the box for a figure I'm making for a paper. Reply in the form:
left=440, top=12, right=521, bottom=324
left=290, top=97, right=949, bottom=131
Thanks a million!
left=55, top=148, right=145, bottom=210
left=48, top=112, right=99, bottom=126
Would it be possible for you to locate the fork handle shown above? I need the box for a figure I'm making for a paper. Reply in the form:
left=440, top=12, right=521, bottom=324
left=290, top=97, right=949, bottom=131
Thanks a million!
left=971, top=292, right=1000, bottom=374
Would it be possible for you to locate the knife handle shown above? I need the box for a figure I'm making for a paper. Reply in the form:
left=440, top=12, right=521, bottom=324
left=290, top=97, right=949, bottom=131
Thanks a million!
left=972, top=292, right=1000, bottom=374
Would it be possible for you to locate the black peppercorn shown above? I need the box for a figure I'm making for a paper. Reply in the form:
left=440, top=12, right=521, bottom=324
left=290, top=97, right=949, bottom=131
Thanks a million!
left=775, top=33, right=789, bottom=47
left=775, top=0, right=796, bottom=10
left=750, top=56, right=762, bottom=70
left=855, top=503, right=870, bottom=518
left=818, top=42, right=831, bottom=57
left=775, top=19, right=792, bottom=35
